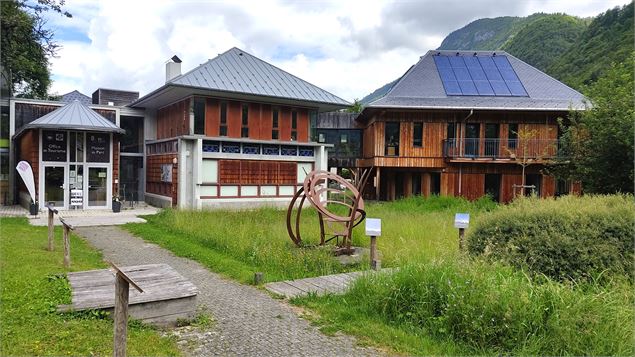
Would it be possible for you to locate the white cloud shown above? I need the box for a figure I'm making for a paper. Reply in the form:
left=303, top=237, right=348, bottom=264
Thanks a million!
left=47, top=0, right=630, bottom=101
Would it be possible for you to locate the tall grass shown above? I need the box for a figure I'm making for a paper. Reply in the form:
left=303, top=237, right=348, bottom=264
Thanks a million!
left=297, top=259, right=634, bottom=355
left=126, top=195, right=495, bottom=283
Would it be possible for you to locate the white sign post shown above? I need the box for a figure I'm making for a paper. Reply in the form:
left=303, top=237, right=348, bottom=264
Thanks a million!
left=16, top=161, right=37, bottom=204
left=454, top=213, right=470, bottom=250
left=365, top=218, right=382, bottom=271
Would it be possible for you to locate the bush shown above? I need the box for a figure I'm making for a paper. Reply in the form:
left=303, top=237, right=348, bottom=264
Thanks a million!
left=344, top=261, right=634, bottom=355
left=467, top=195, right=634, bottom=282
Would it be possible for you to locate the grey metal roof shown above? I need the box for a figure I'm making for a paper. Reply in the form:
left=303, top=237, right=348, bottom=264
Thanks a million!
left=15, top=100, right=124, bottom=137
left=368, top=50, right=586, bottom=111
left=61, top=90, right=92, bottom=105
left=168, top=47, right=349, bottom=106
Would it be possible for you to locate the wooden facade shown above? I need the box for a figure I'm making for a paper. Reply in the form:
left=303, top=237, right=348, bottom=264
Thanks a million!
left=359, top=109, right=576, bottom=202
left=156, top=96, right=310, bottom=142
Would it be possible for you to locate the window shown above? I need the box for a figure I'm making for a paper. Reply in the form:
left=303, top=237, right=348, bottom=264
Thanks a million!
left=413, top=122, right=423, bottom=147
left=120, top=116, right=144, bottom=153
left=340, top=134, right=348, bottom=143
left=291, top=110, right=297, bottom=141
left=508, top=123, right=518, bottom=149
left=241, top=104, right=249, bottom=138
left=193, top=97, right=205, bottom=135
left=318, top=133, right=325, bottom=143
left=385, top=122, right=400, bottom=156
left=272, top=108, right=279, bottom=140
left=309, top=110, right=317, bottom=141
left=219, top=102, right=227, bottom=136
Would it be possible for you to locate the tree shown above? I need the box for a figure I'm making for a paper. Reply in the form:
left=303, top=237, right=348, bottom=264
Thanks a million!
left=345, top=99, right=363, bottom=113
left=1, top=0, right=71, bottom=98
left=551, top=55, right=635, bottom=193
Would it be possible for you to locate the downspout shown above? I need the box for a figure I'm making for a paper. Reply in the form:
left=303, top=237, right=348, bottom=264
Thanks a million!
left=458, top=109, right=474, bottom=196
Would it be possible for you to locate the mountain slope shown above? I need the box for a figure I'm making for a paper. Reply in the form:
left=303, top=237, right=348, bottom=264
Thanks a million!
left=547, top=2, right=634, bottom=88
left=437, top=14, right=546, bottom=50
left=501, top=14, right=587, bottom=72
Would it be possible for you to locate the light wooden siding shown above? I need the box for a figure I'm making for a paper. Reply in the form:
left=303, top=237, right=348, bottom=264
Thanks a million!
left=441, top=172, right=457, bottom=196
left=157, top=99, right=190, bottom=139
left=401, top=122, right=446, bottom=158
left=542, top=175, right=556, bottom=198
left=296, top=109, right=309, bottom=142
left=501, top=174, right=523, bottom=202
left=204, top=98, right=220, bottom=137
left=460, top=173, right=485, bottom=200
left=248, top=103, right=260, bottom=140
left=361, top=157, right=446, bottom=168
left=227, top=101, right=241, bottom=137
left=362, top=122, right=377, bottom=158
left=260, top=105, right=273, bottom=140
left=279, top=107, right=291, bottom=141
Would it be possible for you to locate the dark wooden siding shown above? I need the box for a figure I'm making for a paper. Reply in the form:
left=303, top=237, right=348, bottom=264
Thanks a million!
left=157, top=99, right=190, bottom=139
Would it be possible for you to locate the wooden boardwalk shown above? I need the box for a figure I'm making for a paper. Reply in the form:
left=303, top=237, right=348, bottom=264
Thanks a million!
left=264, top=269, right=393, bottom=298
left=59, top=264, right=198, bottom=325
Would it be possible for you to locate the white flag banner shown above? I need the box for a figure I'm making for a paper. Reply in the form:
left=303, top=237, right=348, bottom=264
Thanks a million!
left=16, top=161, right=36, bottom=203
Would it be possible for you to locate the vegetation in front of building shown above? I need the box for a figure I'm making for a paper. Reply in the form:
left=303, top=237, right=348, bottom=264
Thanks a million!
left=467, top=195, right=635, bottom=281
left=0, top=218, right=179, bottom=356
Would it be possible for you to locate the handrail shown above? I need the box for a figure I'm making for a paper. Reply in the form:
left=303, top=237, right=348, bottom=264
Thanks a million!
left=443, top=138, right=562, bottom=160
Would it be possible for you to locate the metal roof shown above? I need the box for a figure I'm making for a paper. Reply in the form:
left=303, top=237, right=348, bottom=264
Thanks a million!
left=367, top=50, right=587, bottom=111
left=131, top=47, right=350, bottom=109
left=61, top=90, right=92, bottom=105
left=14, top=100, right=125, bottom=137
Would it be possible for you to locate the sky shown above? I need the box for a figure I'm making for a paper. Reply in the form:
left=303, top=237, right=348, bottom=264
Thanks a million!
left=43, top=0, right=630, bottom=102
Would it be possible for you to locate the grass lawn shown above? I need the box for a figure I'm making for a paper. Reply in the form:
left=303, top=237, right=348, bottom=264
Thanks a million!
left=0, top=217, right=180, bottom=356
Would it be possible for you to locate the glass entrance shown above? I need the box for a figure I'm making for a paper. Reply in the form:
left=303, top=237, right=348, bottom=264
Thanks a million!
left=465, top=123, right=480, bottom=157
left=88, top=167, right=108, bottom=207
left=44, top=166, right=65, bottom=208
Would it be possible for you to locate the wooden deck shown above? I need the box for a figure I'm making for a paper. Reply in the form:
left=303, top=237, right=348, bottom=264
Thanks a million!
left=264, top=269, right=393, bottom=298
left=59, top=264, right=198, bottom=326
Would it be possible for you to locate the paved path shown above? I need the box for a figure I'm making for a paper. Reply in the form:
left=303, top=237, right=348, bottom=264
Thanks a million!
left=75, top=226, right=384, bottom=356
left=30, top=207, right=158, bottom=227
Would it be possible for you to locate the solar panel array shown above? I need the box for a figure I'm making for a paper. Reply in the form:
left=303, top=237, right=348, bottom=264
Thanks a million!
left=433, top=54, right=528, bottom=97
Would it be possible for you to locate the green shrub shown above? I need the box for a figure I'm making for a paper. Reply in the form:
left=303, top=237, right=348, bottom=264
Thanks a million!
left=467, top=195, right=634, bottom=282
left=339, top=260, right=634, bottom=355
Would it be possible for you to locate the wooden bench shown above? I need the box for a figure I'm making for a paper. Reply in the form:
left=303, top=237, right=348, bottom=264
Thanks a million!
left=58, top=264, right=198, bottom=326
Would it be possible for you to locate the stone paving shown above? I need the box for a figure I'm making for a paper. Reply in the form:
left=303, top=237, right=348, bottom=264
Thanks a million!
left=29, top=206, right=158, bottom=227
left=75, top=225, right=385, bottom=356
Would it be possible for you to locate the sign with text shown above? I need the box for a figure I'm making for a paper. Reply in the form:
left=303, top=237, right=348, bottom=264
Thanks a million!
left=42, top=130, right=67, bottom=161
left=365, top=218, right=382, bottom=236
left=454, top=213, right=470, bottom=229
left=87, top=133, right=110, bottom=162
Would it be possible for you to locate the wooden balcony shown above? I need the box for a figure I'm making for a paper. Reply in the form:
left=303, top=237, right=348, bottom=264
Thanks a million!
left=443, top=138, right=561, bottom=163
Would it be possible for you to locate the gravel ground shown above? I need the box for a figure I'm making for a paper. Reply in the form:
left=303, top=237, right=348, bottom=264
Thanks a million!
left=75, top=226, right=385, bottom=356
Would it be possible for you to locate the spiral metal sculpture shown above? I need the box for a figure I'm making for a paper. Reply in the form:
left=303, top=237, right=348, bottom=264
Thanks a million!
left=286, top=168, right=373, bottom=255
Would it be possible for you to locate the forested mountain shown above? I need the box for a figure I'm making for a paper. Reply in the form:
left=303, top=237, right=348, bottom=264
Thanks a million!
left=501, top=14, right=587, bottom=73
left=360, top=2, right=633, bottom=104
left=437, top=14, right=547, bottom=51
left=547, top=2, right=634, bottom=88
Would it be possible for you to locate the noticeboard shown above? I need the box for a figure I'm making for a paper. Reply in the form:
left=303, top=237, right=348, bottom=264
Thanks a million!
left=454, top=213, right=470, bottom=229
left=86, top=133, right=110, bottom=162
left=42, top=131, right=67, bottom=161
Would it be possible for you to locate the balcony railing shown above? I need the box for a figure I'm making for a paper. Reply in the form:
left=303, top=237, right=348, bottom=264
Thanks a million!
left=443, top=138, right=562, bottom=160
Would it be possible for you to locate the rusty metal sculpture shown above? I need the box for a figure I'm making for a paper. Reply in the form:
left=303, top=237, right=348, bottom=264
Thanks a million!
left=287, top=168, right=373, bottom=255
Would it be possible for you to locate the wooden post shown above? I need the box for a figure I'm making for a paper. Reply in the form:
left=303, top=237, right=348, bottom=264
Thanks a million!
left=63, top=224, right=71, bottom=268
left=114, top=273, right=129, bottom=357
left=47, top=209, right=54, bottom=251
left=370, top=236, right=378, bottom=270
left=458, top=228, right=465, bottom=251
left=109, top=262, right=143, bottom=357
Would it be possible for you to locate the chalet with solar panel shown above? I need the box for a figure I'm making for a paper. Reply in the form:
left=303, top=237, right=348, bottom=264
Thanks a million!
left=130, top=48, right=349, bottom=209
left=357, top=50, right=585, bottom=202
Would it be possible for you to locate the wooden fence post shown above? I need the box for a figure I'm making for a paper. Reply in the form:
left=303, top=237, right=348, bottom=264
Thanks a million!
left=458, top=228, right=465, bottom=251
left=47, top=204, right=58, bottom=251
left=59, top=218, right=74, bottom=268
left=370, top=235, right=379, bottom=270
left=109, top=262, right=143, bottom=357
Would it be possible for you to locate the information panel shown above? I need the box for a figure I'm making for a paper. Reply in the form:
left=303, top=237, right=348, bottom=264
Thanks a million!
left=86, top=133, right=110, bottom=162
left=42, top=130, right=67, bottom=162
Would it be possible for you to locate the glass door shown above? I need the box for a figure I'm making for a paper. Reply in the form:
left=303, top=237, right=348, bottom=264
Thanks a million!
left=44, top=165, right=66, bottom=209
left=465, top=123, right=480, bottom=157
left=87, top=167, right=108, bottom=207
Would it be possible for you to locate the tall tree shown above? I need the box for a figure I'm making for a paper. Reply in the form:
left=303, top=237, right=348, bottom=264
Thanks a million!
left=1, top=0, right=71, bottom=98
left=551, top=55, right=635, bottom=193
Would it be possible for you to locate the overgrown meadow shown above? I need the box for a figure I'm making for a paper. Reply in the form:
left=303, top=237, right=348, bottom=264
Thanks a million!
left=125, top=195, right=635, bottom=355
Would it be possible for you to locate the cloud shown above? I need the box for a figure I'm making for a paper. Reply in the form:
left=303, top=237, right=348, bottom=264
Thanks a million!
left=46, top=0, right=629, bottom=101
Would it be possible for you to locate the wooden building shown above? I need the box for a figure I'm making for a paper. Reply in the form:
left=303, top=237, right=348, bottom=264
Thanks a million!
left=129, top=48, right=349, bottom=209
left=357, top=50, right=586, bottom=202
